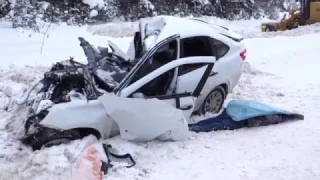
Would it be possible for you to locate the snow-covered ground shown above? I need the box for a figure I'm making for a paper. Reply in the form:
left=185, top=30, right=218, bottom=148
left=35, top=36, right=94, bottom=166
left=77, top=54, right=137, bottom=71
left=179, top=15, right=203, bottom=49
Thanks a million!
left=0, top=19, right=320, bottom=180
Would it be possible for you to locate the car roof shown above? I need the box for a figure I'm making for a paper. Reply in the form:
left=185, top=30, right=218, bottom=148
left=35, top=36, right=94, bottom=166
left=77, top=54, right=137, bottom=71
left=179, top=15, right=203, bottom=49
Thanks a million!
left=154, top=16, right=215, bottom=40
left=141, top=16, right=243, bottom=49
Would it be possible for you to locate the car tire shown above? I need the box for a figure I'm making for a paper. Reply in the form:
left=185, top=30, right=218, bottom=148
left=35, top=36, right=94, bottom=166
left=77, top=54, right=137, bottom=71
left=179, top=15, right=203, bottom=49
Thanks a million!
left=23, top=128, right=81, bottom=151
left=199, top=85, right=226, bottom=115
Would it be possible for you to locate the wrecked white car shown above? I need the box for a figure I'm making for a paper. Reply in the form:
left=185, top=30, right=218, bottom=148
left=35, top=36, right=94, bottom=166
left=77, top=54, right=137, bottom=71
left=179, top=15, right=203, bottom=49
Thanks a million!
left=19, top=16, right=245, bottom=150
left=125, top=16, right=246, bottom=114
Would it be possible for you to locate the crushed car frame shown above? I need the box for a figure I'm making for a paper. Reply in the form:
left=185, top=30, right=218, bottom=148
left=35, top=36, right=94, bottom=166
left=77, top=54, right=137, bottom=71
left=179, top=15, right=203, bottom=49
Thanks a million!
left=18, top=16, right=246, bottom=150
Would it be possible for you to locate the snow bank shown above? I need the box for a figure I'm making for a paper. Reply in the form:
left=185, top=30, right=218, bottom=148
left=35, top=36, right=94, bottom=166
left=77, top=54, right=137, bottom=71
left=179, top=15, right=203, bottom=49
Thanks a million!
left=0, top=23, right=132, bottom=67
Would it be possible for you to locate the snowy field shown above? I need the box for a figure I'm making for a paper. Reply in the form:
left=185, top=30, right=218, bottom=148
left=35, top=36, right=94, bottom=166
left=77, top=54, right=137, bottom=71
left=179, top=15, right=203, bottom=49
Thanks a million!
left=0, top=18, right=320, bottom=180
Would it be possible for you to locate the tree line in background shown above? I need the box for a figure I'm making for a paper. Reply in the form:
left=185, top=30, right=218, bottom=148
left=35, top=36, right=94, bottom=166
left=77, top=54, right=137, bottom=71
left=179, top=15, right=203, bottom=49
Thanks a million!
left=0, top=0, right=297, bottom=30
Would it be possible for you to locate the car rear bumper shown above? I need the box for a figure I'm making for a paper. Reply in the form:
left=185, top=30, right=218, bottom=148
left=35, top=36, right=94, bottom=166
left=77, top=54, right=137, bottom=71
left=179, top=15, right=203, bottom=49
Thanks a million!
left=228, top=62, right=245, bottom=93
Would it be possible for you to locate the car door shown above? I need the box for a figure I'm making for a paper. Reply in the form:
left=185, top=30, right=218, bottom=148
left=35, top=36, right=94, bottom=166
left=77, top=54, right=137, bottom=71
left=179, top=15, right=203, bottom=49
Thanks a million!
left=114, top=34, right=180, bottom=94
left=116, top=57, right=216, bottom=120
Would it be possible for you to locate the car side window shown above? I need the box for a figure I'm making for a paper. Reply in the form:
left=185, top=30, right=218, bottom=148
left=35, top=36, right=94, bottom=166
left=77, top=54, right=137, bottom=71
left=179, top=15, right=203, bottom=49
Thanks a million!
left=178, top=63, right=207, bottom=76
left=178, top=36, right=213, bottom=76
left=211, top=38, right=230, bottom=59
left=132, top=68, right=176, bottom=97
left=128, top=39, right=178, bottom=86
left=180, top=36, right=214, bottom=58
left=131, top=62, right=208, bottom=97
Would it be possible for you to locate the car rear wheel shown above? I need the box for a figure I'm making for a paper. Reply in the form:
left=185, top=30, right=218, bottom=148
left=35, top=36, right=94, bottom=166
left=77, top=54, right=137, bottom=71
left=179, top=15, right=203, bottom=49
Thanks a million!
left=200, top=85, right=226, bottom=115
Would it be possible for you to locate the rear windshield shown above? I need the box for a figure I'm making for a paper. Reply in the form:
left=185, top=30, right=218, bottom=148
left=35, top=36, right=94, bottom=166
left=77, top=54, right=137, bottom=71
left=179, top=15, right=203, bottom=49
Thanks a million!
left=217, top=25, right=229, bottom=30
left=191, top=19, right=243, bottom=42
left=220, top=33, right=243, bottom=42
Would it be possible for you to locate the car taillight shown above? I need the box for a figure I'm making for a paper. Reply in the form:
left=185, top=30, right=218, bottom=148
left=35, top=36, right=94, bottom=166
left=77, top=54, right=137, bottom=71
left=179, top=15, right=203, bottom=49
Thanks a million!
left=240, top=48, right=247, bottom=61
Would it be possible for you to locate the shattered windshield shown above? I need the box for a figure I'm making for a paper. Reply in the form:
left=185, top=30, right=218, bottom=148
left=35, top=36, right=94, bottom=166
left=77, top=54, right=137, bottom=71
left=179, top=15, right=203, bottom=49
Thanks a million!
left=143, top=17, right=166, bottom=50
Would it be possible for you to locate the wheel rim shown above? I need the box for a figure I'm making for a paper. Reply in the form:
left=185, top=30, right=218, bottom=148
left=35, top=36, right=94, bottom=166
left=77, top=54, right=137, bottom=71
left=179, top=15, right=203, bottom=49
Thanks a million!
left=204, top=90, right=223, bottom=113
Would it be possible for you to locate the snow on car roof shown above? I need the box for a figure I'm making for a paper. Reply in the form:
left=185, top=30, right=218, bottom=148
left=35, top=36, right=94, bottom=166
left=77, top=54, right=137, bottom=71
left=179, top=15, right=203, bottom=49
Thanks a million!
left=143, top=16, right=242, bottom=49
left=154, top=16, right=216, bottom=43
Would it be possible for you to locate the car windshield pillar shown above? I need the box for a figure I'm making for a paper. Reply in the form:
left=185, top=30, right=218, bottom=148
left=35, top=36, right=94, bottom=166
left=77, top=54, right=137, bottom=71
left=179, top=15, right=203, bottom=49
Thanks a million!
left=114, top=34, right=180, bottom=95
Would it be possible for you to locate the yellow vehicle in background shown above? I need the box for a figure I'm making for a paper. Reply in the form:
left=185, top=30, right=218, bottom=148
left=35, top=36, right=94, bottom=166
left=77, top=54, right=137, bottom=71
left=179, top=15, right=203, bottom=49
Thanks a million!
left=261, top=0, right=320, bottom=32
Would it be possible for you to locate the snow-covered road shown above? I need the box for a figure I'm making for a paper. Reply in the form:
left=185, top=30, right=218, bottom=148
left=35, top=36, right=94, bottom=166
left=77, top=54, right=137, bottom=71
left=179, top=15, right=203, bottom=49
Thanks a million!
left=0, top=19, right=319, bottom=180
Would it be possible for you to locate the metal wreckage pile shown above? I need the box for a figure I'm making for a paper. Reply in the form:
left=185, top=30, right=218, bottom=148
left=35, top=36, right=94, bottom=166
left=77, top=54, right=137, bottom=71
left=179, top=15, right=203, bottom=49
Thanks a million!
left=0, top=0, right=295, bottom=31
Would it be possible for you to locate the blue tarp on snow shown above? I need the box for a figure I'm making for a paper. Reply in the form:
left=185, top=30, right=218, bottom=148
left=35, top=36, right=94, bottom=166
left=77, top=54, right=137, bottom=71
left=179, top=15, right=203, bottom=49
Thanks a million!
left=189, top=100, right=304, bottom=133
left=226, top=100, right=294, bottom=121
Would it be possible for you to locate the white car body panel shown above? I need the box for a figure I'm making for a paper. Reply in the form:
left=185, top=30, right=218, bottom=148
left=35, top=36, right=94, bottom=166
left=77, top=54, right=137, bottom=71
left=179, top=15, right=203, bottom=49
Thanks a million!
left=176, top=65, right=208, bottom=111
left=126, top=40, right=135, bottom=60
left=107, top=40, right=131, bottom=61
left=35, top=100, right=54, bottom=114
left=176, top=65, right=207, bottom=94
left=39, top=99, right=117, bottom=139
left=99, top=94, right=189, bottom=141
left=178, top=96, right=197, bottom=123
left=40, top=93, right=189, bottom=141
